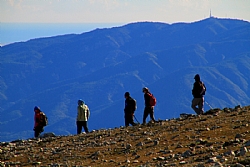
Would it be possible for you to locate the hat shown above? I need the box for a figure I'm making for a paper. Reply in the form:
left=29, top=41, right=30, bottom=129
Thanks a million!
left=124, top=92, right=130, bottom=97
left=78, top=99, right=84, bottom=105
left=194, top=74, right=200, bottom=81
left=34, top=106, right=40, bottom=111
left=142, top=87, right=149, bottom=92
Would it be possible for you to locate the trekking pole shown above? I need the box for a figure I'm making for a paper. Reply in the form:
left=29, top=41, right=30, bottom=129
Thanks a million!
left=134, top=115, right=140, bottom=124
left=205, top=101, right=213, bottom=110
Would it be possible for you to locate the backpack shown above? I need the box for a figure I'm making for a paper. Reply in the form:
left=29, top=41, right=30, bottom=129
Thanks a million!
left=148, top=93, right=156, bottom=106
left=131, top=98, right=137, bottom=111
left=200, top=82, right=206, bottom=95
left=40, top=112, right=48, bottom=127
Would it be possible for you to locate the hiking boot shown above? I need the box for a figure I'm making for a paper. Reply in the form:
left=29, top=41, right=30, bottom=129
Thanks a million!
left=133, top=123, right=140, bottom=126
left=149, top=120, right=155, bottom=124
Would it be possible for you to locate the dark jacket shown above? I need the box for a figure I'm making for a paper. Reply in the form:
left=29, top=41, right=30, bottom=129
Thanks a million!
left=144, top=93, right=151, bottom=107
left=124, top=97, right=136, bottom=114
left=192, top=81, right=206, bottom=98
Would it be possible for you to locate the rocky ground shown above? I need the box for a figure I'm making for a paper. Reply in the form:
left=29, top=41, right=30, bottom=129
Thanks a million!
left=1, top=105, right=250, bottom=167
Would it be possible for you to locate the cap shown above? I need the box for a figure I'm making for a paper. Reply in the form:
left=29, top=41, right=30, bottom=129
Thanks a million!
left=124, top=92, right=130, bottom=97
left=194, top=74, right=200, bottom=81
left=34, top=106, right=40, bottom=111
left=142, top=87, right=149, bottom=92
left=78, top=99, right=84, bottom=105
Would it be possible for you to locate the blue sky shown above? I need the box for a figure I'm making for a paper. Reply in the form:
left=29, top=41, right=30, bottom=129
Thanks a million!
left=1, top=0, right=250, bottom=23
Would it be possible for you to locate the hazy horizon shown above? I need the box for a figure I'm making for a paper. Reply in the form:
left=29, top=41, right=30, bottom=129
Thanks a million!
left=0, top=22, right=125, bottom=45
left=1, top=0, right=250, bottom=45
left=2, top=16, right=250, bottom=46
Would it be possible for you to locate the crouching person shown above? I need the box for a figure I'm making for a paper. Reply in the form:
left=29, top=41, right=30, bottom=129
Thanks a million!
left=76, top=99, right=90, bottom=134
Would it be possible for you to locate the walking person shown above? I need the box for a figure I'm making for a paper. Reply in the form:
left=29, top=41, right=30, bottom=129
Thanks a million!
left=33, top=106, right=44, bottom=138
left=191, top=74, right=206, bottom=115
left=76, top=99, right=90, bottom=134
left=124, top=92, right=137, bottom=127
left=142, top=87, right=156, bottom=125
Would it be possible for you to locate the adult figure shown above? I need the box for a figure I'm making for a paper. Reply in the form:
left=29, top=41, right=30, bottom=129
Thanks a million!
left=76, top=99, right=90, bottom=134
left=191, top=74, right=206, bottom=115
left=124, top=92, right=137, bottom=127
left=142, top=87, right=156, bottom=124
left=33, top=106, right=44, bottom=138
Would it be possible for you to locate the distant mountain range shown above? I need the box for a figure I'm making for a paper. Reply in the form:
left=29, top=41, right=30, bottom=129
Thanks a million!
left=1, top=17, right=250, bottom=142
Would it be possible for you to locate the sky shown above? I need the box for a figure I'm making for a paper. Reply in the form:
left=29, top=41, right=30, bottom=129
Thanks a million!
left=1, top=0, right=250, bottom=45
left=1, top=0, right=250, bottom=24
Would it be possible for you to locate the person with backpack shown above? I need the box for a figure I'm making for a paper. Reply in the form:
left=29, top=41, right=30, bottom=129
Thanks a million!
left=124, top=92, right=137, bottom=127
left=33, top=106, right=47, bottom=138
left=191, top=74, right=206, bottom=115
left=76, top=99, right=90, bottom=134
left=142, top=87, right=156, bottom=125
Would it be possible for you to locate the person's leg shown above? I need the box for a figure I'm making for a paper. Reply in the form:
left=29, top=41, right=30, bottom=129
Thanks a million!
left=191, top=98, right=200, bottom=114
left=34, top=130, right=39, bottom=138
left=83, top=121, right=89, bottom=133
left=34, top=127, right=42, bottom=138
left=149, top=107, right=156, bottom=122
left=77, top=121, right=82, bottom=134
left=128, top=114, right=136, bottom=126
left=143, top=107, right=149, bottom=124
left=198, top=97, right=204, bottom=114
left=131, top=115, right=136, bottom=126
left=125, top=115, right=129, bottom=127
left=191, top=98, right=197, bottom=111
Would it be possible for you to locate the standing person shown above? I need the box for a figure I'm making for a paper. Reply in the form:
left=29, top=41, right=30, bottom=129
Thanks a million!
left=124, top=92, right=137, bottom=127
left=142, top=87, right=156, bottom=125
left=191, top=74, right=206, bottom=115
left=76, top=99, right=90, bottom=134
left=33, top=106, right=44, bottom=138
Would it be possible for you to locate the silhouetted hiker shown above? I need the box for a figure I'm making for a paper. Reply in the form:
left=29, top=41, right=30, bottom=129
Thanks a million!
left=191, top=74, right=206, bottom=115
left=33, top=106, right=47, bottom=138
left=76, top=99, right=90, bottom=134
left=142, top=87, right=156, bottom=125
left=124, top=92, right=137, bottom=127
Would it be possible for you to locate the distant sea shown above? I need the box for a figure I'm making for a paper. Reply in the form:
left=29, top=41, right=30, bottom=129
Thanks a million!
left=0, top=23, right=124, bottom=46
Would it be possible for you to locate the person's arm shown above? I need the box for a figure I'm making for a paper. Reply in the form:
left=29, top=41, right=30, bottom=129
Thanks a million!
left=124, top=100, right=127, bottom=113
left=192, top=84, right=195, bottom=96
left=145, top=93, right=150, bottom=106
left=76, top=106, right=80, bottom=121
left=34, top=114, right=37, bottom=129
left=87, top=106, right=90, bottom=119
left=34, top=113, right=40, bottom=128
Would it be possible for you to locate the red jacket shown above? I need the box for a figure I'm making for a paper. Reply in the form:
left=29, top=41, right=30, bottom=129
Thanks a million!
left=34, top=110, right=41, bottom=128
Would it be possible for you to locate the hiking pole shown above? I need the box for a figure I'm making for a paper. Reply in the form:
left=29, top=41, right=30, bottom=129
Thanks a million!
left=134, top=115, right=140, bottom=124
left=205, top=101, right=213, bottom=110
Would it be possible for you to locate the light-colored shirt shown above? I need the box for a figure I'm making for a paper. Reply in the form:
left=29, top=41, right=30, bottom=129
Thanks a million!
left=77, top=104, right=90, bottom=121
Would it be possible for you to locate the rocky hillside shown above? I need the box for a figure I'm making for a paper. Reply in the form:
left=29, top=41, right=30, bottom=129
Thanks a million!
left=1, top=105, right=250, bottom=167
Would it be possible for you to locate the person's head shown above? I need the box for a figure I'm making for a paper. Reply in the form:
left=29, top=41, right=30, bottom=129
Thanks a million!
left=194, top=74, right=200, bottom=82
left=142, top=87, right=149, bottom=93
left=78, top=99, right=84, bottom=105
left=124, top=92, right=130, bottom=98
left=34, top=106, right=40, bottom=112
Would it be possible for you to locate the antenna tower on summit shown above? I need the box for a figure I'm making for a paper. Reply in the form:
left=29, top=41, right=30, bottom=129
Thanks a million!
left=210, top=9, right=212, bottom=18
